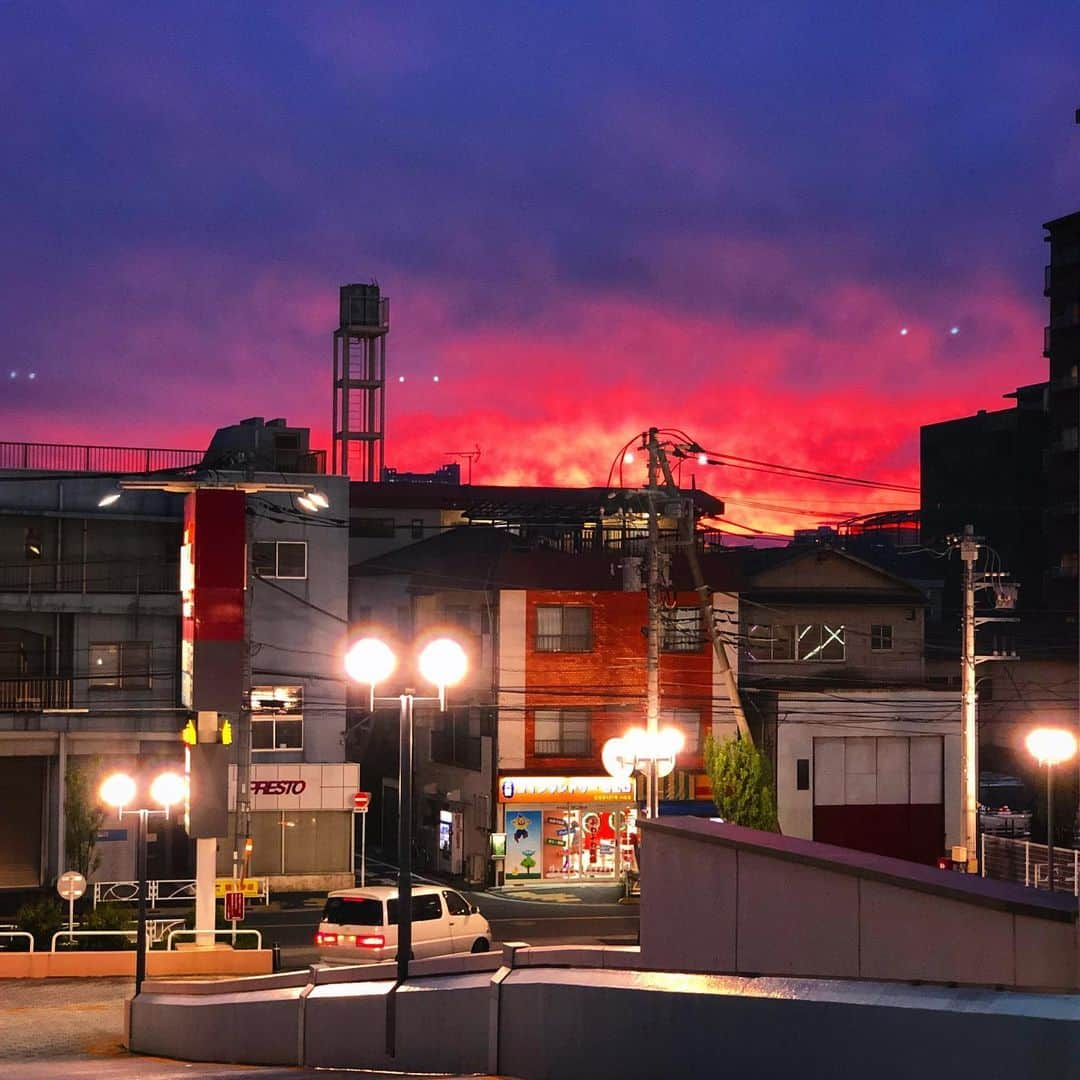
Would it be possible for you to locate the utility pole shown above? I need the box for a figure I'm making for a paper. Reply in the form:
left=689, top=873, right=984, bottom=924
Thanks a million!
left=645, top=437, right=661, bottom=818
left=959, top=526, right=979, bottom=871
left=646, top=429, right=753, bottom=745
left=955, top=524, right=1019, bottom=872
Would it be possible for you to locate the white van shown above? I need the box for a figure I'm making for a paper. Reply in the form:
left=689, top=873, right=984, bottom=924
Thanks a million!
left=316, top=885, right=494, bottom=965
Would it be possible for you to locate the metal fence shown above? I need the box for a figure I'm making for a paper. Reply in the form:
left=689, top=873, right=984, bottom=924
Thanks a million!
left=0, top=441, right=203, bottom=473
left=92, top=878, right=270, bottom=908
left=981, top=834, right=1079, bottom=896
left=0, top=676, right=73, bottom=712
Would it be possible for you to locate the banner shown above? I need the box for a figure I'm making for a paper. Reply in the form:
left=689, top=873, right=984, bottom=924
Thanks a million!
left=504, top=809, right=542, bottom=880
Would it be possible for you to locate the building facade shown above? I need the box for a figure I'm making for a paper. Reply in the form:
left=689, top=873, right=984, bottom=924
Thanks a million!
left=0, top=424, right=353, bottom=896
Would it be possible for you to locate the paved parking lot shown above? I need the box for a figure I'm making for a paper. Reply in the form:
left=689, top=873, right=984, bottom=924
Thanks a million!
left=0, top=978, right=503, bottom=1078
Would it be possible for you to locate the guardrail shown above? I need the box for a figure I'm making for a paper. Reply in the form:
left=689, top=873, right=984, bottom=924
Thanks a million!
left=166, top=928, right=262, bottom=951
left=982, top=834, right=1079, bottom=896
left=50, top=929, right=136, bottom=952
left=93, top=878, right=270, bottom=907
left=0, top=931, right=35, bottom=952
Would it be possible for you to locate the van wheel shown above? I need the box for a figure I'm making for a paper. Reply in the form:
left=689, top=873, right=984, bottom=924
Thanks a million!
left=471, top=938, right=490, bottom=954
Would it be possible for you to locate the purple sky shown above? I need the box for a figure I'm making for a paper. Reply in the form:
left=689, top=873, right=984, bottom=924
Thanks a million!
left=1, top=3, right=1076, bottom=532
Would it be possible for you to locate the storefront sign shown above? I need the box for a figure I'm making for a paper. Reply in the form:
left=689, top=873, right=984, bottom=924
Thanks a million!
left=498, top=776, right=635, bottom=804
left=250, top=779, right=307, bottom=796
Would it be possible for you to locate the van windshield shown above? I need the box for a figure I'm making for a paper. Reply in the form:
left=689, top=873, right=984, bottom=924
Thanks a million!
left=322, top=897, right=383, bottom=926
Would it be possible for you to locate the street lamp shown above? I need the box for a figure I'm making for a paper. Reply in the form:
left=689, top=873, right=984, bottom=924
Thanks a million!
left=343, top=636, right=467, bottom=996
left=602, top=726, right=684, bottom=819
left=99, top=769, right=188, bottom=994
left=1025, top=727, right=1078, bottom=892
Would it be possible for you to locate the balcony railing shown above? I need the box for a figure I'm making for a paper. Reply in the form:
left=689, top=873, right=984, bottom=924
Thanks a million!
left=430, top=729, right=483, bottom=771
left=0, top=441, right=203, bottom=473
left=534, top=736, right=592, bottom=757
left=0, top=561, right=179, bottom=594
left=0, top=677, right=74, bottom=712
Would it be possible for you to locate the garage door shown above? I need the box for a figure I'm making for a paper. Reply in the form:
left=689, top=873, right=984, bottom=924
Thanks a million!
left=812, top=736, right=944, bottom=865
left=0, top=756, right=45, bottom=887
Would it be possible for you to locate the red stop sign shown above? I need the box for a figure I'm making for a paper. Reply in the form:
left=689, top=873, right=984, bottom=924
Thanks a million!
left=354, top=791, right=371, bottom=812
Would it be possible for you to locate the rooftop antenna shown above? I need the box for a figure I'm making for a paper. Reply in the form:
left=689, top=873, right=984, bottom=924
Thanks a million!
left=444, top=446, right=481, bottom=485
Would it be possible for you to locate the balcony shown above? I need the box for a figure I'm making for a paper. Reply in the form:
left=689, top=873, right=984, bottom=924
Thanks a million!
left=0, top=561, right=179, bottom=595
left=0, top=441, right=202, bottom=473
left=534, top=735, right=592, bottom=757
left=0, top=677, right=73, bottom=712
left=430, top=729, right=483, bottom=771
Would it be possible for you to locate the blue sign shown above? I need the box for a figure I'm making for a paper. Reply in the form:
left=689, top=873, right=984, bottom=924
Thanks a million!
left=96, top=829, right=128, bottom=842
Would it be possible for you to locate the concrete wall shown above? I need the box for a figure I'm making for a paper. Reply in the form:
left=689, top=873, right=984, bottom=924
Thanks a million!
left=497, top=590, right=526, bottom=769
left=639, top=817, right=1080, bottom=991
left=128, top=947, right=1080, bottom=1078
left=0, top=948, right=271, bottom=979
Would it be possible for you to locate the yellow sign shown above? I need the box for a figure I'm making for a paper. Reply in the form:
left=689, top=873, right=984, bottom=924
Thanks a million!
left=498, top=776, right=636, bottom=804
left=215, top=878, right=261, bottom=898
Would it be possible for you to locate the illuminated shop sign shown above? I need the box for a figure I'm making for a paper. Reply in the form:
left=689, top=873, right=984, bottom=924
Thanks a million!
left=250, top=779, right=307, bottom=796
left=498, top=776, right=635, bottom=804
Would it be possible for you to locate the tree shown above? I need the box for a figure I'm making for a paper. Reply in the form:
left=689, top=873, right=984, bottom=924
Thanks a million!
left=702, top=733, right=779, bottom=832
left=65, top=758, right=105, bottom=878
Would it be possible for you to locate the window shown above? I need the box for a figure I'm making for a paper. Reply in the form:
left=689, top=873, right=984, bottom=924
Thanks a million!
left=796, top=624, right=845, bottom=661
left=746, top=624, right=795, bottom=661
left=534, top=708, right=591, bottom=756
left=796, top=759, right=810, bottom=790
left=661, top=708, right=700, bottom=753
left=662, top=607, right=704, bottom=652
left=443, top=890, right=471, bottom=916
left=322, top=896, right=383, bottom=926
left=349, top=517, right=396, bottom=539
left=443, top=606, right=474, bottom=633
left=535, top=605, right=592, bottom=652
left=411, top=518, right=424, bottom=540
left=89, top=642, right=151, bottom=690
left=252, top=540, right=307, bottom=579
left=871, top=625, right=893, bottom=651
left=388, top=894, right=442, bottom=923
left=746, top=624, right=844, bottom=662
left=250, top=685, right=303, bottom=750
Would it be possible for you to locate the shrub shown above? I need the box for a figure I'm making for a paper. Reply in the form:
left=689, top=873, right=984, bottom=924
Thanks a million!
left=80, top=902, right=135, bottom=950
left=15, top=896, right=64, bottom=950
left=703, top=733, right=779, bottom=832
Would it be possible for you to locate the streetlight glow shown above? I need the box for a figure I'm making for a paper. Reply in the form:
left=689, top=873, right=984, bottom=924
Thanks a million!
left=344, top=638, right=397, bottom=686
left=418, top=637, right=468, bottom=688
left=1026, top=727, right=1078, bottom=767
left=296, top=494, right=319, bottom=513
left=149, top=771, right=188, bottom=808
left=98, top=491, right=122, bottom=507
left=308, top=490, right=330, bottom=509
left=100, top=772, right=137, bottom=809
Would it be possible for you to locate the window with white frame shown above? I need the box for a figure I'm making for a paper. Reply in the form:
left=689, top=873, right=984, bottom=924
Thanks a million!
left=661, top=607, right=704, bottom=652
left=89, top=642, right=151, bottom=690
left=535, top=605, right=592, bottom=652
left=250, top=685, right=303, bottom=750
left=533, top=708, right=591, bottom=756
left=252, top=540, right=307, bottom=580
left=661, top=707, right=700, bottom=753
left=870, top=624, right=893, bottom=651
left=746, top=624, right=845, bottom=662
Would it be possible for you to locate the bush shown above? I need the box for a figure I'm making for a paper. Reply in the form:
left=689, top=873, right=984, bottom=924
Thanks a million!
left=80, top=902, right=135, bottom=951
left=703, top=733, right=780, bottom=832
left=15, top=896, right=64, bottom=950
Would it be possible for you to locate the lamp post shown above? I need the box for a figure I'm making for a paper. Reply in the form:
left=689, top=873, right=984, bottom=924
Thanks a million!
left=1025, top=727, right=1078, bottom=892
left=344, top=636, right=467, bottom=992
left=99, top=769, right=187, bottom=994
left=602, top=727, right=685, bottom=819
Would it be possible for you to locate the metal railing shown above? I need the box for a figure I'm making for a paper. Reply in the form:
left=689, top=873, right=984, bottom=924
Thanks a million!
left=0, top=442, right=203, bottom=474
left=0, top=931, right=35, bottom=952
left=166, top=928, right=262, bottom=951
left=0, top=677, right=74, bottom=712
left=50, top=929, right=137, bottom=952
left=92, top=878, right=270, bottom=908
left=0, top=559, right=179, bottom=594
left=981, top=834, right=1079, bottom=896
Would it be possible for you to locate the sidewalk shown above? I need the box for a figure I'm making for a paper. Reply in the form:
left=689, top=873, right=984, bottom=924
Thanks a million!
left=489, top=881, right=627, bottom=904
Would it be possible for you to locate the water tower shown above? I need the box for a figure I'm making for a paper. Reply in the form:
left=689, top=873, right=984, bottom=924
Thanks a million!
left=332, top=283, right=389, bottom=479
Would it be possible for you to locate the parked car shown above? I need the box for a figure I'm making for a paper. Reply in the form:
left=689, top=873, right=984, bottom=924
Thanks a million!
left=316, top=885, right=493, bottom=965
